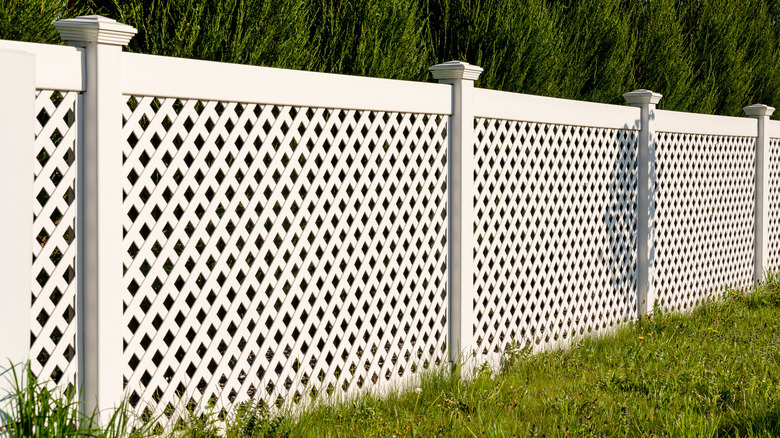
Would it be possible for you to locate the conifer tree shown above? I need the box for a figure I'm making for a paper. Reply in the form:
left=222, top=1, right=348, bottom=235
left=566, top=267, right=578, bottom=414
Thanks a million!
left=2, top=0, right=780, bottom=117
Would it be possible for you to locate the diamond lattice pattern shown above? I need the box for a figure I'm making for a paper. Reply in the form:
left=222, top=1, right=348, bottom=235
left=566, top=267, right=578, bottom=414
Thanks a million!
left=768, top=137, right=780, bottom=271
left=654, top=132, right=755, bottom=311
left=31, top=90, right=78, bottom=387
left=473, top=119, right=638, bottom=355
left=121, top=97, right=448, bottom=418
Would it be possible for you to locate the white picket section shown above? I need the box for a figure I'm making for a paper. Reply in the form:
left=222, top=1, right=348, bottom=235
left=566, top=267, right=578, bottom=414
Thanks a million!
left=1, top=14, right=778, bottom=428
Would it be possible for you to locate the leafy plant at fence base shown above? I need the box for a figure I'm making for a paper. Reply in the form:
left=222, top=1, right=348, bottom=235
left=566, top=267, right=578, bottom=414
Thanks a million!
left=0, top=361, right=154, bottom=438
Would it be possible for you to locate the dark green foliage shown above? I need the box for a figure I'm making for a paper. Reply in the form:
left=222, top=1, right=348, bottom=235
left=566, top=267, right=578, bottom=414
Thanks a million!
left=680, top=0, right=764, bottom=115
left=630, top=0, right=696, bottom=112
left=307, top=0, right=430, bottom=79
left=425, top=0, right=565, bottom=93
left=90, top=0, right=315, bottom=69
left=0, top=0, right=85, bottom=44
left=550, top=0, right=637, bottom=104
left=4, top=0, right=780, bottom=116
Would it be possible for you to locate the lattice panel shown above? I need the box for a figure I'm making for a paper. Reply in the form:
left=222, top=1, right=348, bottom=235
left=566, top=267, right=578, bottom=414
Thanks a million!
left=768, top=138, right=780, bottom=271
left=473, top=119, right=638, bottom=355
left=30, top=90, right=78, bottom=386
left=121, top=97, right=448, bottom=419
left=654, top=132, right=755, bottom=311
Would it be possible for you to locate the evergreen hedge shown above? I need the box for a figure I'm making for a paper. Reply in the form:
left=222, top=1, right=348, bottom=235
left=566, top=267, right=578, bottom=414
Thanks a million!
left=2, top=0, right=779, bottom=117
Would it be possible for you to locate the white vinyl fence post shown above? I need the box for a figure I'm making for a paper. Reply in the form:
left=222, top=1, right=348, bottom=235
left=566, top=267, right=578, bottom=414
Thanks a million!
left=53, top=15, right=136, bottom=416
left=624, top=89, right=662, bottom=318
left=744, top=104, right=775, bottom=284
left=429, top=61, right=483, bottom=363
left=0, top=50, right=35, bottom=384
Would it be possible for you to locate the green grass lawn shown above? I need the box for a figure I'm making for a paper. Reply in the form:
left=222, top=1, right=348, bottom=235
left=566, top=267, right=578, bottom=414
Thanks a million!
left=281, top=276, right=780, bottom=437
left=4, top=274, right=780, bottom=437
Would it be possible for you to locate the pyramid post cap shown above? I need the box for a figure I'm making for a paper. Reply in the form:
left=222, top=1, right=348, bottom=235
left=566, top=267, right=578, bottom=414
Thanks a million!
left=429, top=61, right=483, bottom=81
left=743, top=104, right=775, bottom=118
left=623, top=89, right=663, bottom=106
left=54, top=15, right=136, bottom=46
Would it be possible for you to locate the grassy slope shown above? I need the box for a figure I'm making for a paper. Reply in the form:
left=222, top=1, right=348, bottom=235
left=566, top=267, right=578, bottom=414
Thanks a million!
left=273, top=279, right=780, bottom=437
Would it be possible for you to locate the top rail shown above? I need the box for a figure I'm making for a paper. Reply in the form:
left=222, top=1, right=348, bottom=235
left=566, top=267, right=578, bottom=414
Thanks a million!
left=121, top=53, right=452, bottom=115
left=0, top=40, right=84, bottom=92
left=473, top=88, right=641, bottom=130
left=655, top=109, right=756, bottom=137
left=768, top=119, right=780, bottom=139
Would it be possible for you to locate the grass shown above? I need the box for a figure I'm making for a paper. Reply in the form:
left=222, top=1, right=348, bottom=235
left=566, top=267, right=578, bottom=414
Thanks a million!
left=0, top=362, right=154, bottom=438
left=280, top=275, right=780, bottom=437
left=4, top=273, right=780, bottom=437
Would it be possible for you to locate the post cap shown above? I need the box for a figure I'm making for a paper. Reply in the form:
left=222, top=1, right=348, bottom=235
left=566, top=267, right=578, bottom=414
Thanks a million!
left=54, top=15, right=137, bottom=46
left=743, top=104, right=775, bottom=118
left=623, top=89, right=662, bottom=106
left=429, top=61, right=483, bottom=81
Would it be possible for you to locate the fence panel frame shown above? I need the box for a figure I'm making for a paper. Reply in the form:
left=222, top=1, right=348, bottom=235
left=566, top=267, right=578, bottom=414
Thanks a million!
left=122, top=52, right=452, bottom=115
left=0, top=49, right=36, bottom=385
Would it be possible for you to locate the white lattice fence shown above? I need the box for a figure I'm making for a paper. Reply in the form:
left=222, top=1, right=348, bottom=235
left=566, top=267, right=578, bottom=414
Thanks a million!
left=7, top=25, right=779, bottom=429
left=654, top=132, right=755, bottom=311
left=768, top=137, right=780, bottom=271
left=473, top=119, right=638, bottom=355
left=120, top=96, right=449, bottom=419
left=30, top=89, right=78, bottom=387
